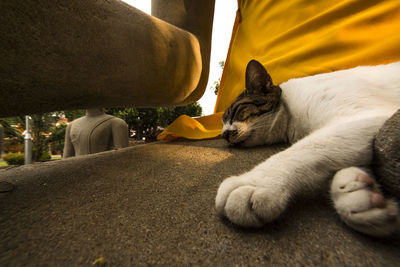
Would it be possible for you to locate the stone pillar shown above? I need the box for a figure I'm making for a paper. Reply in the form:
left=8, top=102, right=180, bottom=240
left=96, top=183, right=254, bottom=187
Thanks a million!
left=0, top=0, right=215, bottom=117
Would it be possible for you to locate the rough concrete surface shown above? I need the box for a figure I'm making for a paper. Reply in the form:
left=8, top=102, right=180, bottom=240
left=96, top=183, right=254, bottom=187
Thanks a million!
left=0, top=139, right=399, bottom=266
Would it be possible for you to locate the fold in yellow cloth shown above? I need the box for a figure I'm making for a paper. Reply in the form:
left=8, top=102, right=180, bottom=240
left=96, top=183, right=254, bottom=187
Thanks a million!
left=157, top=112, right=223, bottom=141
left=158, top=0, right=400, bottom=141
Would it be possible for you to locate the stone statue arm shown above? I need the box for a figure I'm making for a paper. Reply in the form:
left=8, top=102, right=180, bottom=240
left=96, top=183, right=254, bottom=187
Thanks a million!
left=0, top=0, right=215, bottom=117
left=63, top=123, right=75, bottom=158
left=111, top=119, right=129, bottom=149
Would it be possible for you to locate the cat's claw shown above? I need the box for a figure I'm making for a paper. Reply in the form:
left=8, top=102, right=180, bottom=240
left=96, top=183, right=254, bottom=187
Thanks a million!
left=216, top=175, right=289, bottom=227
left=331, top=167, right=399, bottom=236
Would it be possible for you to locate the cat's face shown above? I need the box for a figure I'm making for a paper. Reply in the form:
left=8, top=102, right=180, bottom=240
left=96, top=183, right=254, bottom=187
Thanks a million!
left=222, top=60, right=283, bottom=147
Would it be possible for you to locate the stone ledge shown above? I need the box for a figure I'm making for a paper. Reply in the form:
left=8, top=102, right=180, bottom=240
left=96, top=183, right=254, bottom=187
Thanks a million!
left=0, top=139, right=399, bottom=265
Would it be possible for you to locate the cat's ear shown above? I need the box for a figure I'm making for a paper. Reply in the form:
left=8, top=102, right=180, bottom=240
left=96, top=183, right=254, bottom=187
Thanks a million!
left=245, top=60, right=273, bottom=93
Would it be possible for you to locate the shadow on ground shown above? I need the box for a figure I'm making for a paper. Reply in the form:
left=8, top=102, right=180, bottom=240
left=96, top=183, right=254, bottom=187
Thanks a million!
left=0, top=139, right=399, bottom=266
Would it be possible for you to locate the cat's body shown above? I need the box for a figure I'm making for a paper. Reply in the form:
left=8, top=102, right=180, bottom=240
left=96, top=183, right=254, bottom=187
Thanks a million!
left=284, top=63, right=400, bottom=143
left=216, top=60, right=400, bottom=236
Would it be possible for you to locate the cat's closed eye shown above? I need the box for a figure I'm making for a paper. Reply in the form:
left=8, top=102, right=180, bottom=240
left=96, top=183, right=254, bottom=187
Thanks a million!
left=233, top=105, right=250, bottom=121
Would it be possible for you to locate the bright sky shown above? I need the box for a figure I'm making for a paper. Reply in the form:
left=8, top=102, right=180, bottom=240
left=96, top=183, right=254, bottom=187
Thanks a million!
left=121, top=0, right=237, bottom=115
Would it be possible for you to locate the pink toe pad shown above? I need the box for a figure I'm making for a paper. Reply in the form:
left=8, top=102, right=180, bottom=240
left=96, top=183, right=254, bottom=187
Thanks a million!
left=370, top=192, right=385, bottom=208
left=356, top=173, right=374, bottom=186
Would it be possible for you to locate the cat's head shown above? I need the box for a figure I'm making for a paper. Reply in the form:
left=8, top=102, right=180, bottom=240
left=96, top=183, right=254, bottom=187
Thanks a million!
left=222, top=59, right=286, bottom=147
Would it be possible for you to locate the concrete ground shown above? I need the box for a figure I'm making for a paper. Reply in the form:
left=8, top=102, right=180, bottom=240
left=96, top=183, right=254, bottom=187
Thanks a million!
left=0, top=139, right=399, bottom=266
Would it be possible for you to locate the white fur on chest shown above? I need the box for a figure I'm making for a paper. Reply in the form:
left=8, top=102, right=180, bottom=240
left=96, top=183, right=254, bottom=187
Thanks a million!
left=280, top=62, right=400, bottom=143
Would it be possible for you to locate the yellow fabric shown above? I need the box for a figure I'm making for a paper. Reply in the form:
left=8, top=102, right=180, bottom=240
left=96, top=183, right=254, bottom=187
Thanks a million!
left=157, top=112, right=224, bottom=140
left=158, top=0, right=400, bottom=141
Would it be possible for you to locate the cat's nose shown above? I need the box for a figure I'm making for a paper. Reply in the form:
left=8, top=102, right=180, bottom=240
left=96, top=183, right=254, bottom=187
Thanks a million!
left=222, top=130, right=238, bottom=142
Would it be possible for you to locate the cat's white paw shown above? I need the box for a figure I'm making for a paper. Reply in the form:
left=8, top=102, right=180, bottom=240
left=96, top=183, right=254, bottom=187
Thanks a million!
left=215, top=174, right=289, bottom=227
left=331, top=167, right=399, bottom=237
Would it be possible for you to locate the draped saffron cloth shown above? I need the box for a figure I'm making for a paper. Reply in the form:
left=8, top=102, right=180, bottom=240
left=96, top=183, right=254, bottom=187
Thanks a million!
left=158, top=0, right=400, bottom=141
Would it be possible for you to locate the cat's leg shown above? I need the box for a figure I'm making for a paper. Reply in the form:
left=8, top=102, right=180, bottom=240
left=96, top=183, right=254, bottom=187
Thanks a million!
left=330, top=167, right=399, bottom=236
left=216, top=117, right=387, bottom=228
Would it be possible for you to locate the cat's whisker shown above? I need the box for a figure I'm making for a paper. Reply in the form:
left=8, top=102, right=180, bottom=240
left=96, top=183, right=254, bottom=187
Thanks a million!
left=236, top=129, right=248, bottom=139
left=248, top=122, right=268, bottom=131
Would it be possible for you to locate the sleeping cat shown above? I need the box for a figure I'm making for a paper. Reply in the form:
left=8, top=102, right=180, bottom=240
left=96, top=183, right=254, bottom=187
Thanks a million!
left=216, top=59, right=400, bottom=236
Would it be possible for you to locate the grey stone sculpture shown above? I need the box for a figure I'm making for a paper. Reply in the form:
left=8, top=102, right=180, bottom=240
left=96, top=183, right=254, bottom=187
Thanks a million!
left=0, top=0, right=215, bottom=117
left=63, top=109, right=128, bottom=158
left=374, top=109, right=400, bottom=199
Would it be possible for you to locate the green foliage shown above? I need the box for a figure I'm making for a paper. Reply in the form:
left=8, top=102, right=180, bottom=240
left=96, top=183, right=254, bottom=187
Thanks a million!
left=0, top=117, right=24, bottom=141
left=3, top=152, right=25, bottom=165
left=212, top=79, right=221, bottom=95
left=211, top=61, right=225, bottom=95
left=32, top=147, right=51, bottom=161
left=60, top=110, right=85, bottom=122
left=32, top=146, right=48, bottom=162
left=48, top=123, right=67, bottom=154
left=30, top=113, right=57, bottom=162
left=159, top=102, right=203, bottom=126
left=1, top=112, right=75, bottom=160
left=1, top=113, right=63, bottom=160
left=3, top=137, right=24, bottom=153
left=1, top=117, right=24, bottom=153
left=106, top=102, right=202, bottom=140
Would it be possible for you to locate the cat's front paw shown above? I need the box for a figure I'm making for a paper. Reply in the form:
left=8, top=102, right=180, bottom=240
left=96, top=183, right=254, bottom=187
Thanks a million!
left=215, top=174, right=289, bottom=227
left=331, top=167, right=399, bottom=237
